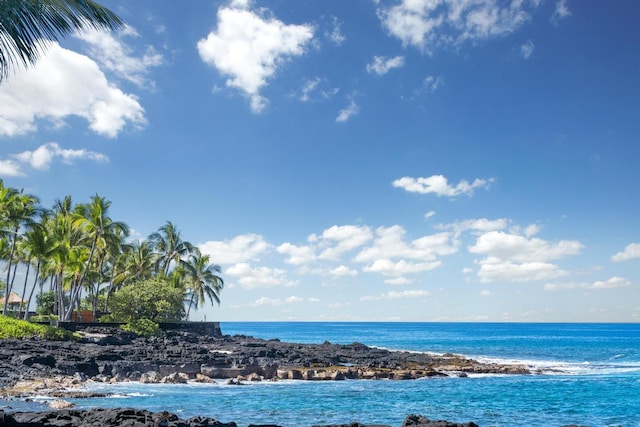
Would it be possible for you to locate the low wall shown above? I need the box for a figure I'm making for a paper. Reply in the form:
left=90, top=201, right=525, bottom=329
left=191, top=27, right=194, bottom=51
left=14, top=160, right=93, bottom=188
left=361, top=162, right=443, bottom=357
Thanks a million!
left=56, top=321, right=222, bottom=337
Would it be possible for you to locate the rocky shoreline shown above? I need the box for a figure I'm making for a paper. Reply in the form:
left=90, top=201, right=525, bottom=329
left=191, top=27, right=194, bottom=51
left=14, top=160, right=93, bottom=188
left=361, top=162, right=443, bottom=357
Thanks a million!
left=0, top=325, right=532, bottom=426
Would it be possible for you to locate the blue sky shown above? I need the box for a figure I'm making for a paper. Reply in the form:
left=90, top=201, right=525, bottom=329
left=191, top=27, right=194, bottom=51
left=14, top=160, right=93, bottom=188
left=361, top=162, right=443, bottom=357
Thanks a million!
left=1, top=0, right=639, bottom=322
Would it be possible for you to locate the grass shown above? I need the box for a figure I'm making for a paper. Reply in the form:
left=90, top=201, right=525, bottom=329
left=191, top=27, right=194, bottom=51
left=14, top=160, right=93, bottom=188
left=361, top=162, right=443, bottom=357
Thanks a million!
left=0, top=314, right=74, bottom=340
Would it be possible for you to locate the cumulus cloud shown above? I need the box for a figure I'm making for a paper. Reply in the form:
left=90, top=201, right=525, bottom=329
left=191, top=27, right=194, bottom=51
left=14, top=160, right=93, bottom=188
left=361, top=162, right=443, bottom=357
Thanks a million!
left=336, top=97, right=359, bottom=122
left=318, top=225, right=373, bottom=260
left=10, top=142, right=108, bottom=172
left=328, top=265, right=358, bottom=277
left=378, top=0, right=538, bottom=52
left=197, top=2, right=314, bottom=113
left=199, top=233, right=272, bottom=265
left=0, top=42, right=146, bottom=138
left=76, top=26, right=163, bottom=89
left=277, top=242, right=317, bottom=265
left=545, top=277, right=631, bottom=291
left=437, top=218, right=508, bottom=236
left=469, top=230, right=583, bottom=283
left=521, top=39, right=535, bottom=59
left=476, top=260, right=569, bottom=283
left=363, top=258, right=440, bottom=276
left=366, top=55, right=405, bottom=75
left=393, top=175, right=494, bottom=197
left=0, top=160, right=23, bottom=177
left=225, top=262, right=298, bottom=289
left=468, top=231, right=583, bottom=263
left=611, top=243, right=640, bottom=262
left=356, top=225, right=457, bottom=264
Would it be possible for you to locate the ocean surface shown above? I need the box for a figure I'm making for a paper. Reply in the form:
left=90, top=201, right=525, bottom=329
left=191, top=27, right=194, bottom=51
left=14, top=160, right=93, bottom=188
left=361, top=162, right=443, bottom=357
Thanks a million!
left=4, top=322, right=640, bottom=426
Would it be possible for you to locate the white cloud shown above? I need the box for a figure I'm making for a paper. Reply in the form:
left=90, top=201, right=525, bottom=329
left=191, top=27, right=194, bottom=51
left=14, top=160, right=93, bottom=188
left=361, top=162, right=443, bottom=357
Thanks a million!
left=0, top=160, right=24, bottom=177
left=469, top=230, right=583, bottom=283
left=197, top=3, right=314, bottom=113
left=378, top=0, right=538, bottom=52
left=393, top=175, right=494, bottom=197
left=326, top=16, right=346, bottom=45
left=424, top=210, right=436, bottom=219
left=476, top=260, right=569, bottom=283
left=437, top=218, right=508, bottom=236
left=361, top=289, right=430, bottom=301
left=225, top=262, right=298, bottom=289
left=76, top=26, right=163, bottom=89
left=363, top=258, right=440, bottom=276
left=552, top=0, right=571, bottom=22
left=199, top=233, right=272, bottom=265
left=468, top=231, right=583, bottom=263
left=251, top=295, right=304, bottom=307
left=296, top=77, right=339, bottom=102
left=366, top=55, right=405, bottom=75
left=328, top=265, right=358, bottom=277
left=0, top=43, right=146, bottom=138
left=10, top=142, right=108, bottom=171
left=611, top=243, right=640, bottom=262
left=385, top=277, right=412, bottom=285
left=520, top=39, right=535, bottom=59
left=355, top=225, right=457, bottom=264
left=592, top=277, right=631, bottom=290
left=336, top=97, right=359, bottom=122
left=545, top=277, right=631, bottom=291
left=423, top=75, right=444, bottom=92
left=319, top=225, right=373, bottom=260
left=354, top=226, right=456, bottom=281
left=277, top=242, right=317, bottom=265
left=480, top=290, right=491, bottom=297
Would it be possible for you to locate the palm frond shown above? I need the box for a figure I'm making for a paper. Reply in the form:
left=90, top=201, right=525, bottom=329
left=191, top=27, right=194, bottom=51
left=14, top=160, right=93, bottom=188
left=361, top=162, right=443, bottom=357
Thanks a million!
left=0, top=0, right=123, bottom=81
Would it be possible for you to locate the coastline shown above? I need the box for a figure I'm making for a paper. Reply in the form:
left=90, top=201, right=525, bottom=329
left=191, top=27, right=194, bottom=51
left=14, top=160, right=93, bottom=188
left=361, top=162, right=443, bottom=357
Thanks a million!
left=0, top=325, right=532, bottom=426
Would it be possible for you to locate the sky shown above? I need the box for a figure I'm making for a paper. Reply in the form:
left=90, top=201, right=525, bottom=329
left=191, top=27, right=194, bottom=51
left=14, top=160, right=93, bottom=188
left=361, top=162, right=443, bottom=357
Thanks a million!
left=1, top=0, right=639, bottom=322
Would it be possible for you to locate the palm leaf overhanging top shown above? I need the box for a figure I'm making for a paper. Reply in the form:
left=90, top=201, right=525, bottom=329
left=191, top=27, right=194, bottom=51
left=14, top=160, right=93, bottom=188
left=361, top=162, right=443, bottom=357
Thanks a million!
left=0, top=0, right=122, bottom=82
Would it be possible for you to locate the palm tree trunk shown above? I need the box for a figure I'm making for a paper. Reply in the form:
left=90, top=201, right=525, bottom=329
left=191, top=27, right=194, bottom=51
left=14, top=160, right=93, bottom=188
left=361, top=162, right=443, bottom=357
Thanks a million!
left=2, top=225, right=19, bottom=315
left=18, top=261, right=31, bottom=319
left=24, top=260, right=41, bottom=320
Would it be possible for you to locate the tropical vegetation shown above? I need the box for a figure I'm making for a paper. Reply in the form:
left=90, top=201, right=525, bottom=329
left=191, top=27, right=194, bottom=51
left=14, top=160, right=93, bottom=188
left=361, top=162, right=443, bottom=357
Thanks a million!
left=0, top=314, right=74, bottom=340
left=0, top=180, right=224, bottom=327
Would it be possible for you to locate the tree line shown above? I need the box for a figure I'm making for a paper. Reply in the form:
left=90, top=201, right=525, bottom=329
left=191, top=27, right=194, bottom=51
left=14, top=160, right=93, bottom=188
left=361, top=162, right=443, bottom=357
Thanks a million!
left=0, top=180, right=224, bottom=324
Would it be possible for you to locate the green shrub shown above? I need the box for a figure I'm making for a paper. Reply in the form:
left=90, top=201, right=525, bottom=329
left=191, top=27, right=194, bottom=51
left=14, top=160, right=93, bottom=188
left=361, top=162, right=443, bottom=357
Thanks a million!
left=0, top=314, right=73, bottom=340
left=29, top=314, right=58, bottom=323
left=122, top=318, right=161, bottom=337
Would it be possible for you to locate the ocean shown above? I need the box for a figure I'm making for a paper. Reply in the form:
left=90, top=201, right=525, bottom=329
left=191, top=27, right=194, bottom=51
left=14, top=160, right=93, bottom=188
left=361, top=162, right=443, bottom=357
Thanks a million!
left=4, top=322, right=640, bottom=426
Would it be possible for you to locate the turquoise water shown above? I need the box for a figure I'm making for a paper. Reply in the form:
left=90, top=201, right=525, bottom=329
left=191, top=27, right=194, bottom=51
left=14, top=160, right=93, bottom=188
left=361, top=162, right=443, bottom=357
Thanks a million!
left=5, top=323, right=640, bottom=426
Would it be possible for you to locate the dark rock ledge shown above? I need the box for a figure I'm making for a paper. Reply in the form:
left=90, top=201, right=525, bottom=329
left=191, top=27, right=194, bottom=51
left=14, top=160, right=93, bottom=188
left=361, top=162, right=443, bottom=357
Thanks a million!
left=0, top=408, right=481, bottom=427
left=0, top=326, right=530, bottom=396
left=0, top=327, right=533, bottom=426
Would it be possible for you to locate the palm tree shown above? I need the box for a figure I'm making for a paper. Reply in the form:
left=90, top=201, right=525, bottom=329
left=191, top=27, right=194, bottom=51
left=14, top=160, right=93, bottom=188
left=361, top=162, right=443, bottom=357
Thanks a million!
left=180, top=248, right=224, bottom=319
left=149, top=221, right=194, bottom=277
left=20, top=225, right=54, bottom=319
left=1, top=186, right=39, bottom=315
left=0, top=0, right=123, bottom=82
left=66, top=194, right=128, bottom=320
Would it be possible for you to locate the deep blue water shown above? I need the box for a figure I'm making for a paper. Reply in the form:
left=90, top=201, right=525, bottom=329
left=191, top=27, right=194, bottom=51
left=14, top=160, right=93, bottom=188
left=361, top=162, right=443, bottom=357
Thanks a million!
left=3, top=322, right=640, bottom=427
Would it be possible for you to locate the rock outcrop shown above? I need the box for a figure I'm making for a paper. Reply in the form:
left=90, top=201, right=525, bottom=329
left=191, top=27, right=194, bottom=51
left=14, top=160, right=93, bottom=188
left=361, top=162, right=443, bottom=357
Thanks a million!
left=0, top=409, right=480, bottom=427
left=0, top=326, right=529, bottom=394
